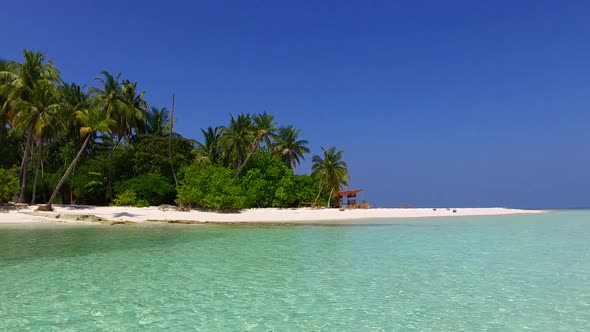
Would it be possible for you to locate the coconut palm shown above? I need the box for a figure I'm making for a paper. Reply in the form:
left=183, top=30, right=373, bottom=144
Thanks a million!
left=41, top=107, right=115, bottom=211
left=235, top=112, right=277, bottom=176
left=219, top=113, right=254, bottom=168
left=11, top=80, right=64, bottom=203
left=252, top=112, right=277, bottom=152
left=89, top=71, right=125, bottom=118
left=273, top=125, right=310, bottom=169
left=89, top=72, right=145, bottom=201
left=196, top=126, right=222, bottom=163
left=0, top=50, right=60, bottom=203
left=311, top=146, right=349, bottom=207
left=143, top=106, right=170, bottom=136
left=0, top=59, right=18, bottom=144
left=60, top=83, right=90, bottom=141
left=119, top=79, right=147, bottom=137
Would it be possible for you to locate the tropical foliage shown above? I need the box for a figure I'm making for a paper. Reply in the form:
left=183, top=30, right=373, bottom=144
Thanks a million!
left=0, top=49, right=350, bottom=211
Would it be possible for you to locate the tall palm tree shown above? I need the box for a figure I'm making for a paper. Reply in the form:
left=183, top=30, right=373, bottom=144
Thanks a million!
left=119, top=79, right=147, bottom=137
left=273, top=125, right=310, bottom=169
left=235, top=112, right=278, bottom=176
left=89, top=71, right=125, bottom=118
left=89, top=72, right=145, bottom=201
left=311, top=146, right=349, bottom=207
left=219, top=113, right=254, bottom=168
left=196, top=126, right=221, bottom=163
left=41, top=107, right=115, bottom=211
left=0, top=60, right=16, bottom=145
left=252, top=112, right=277, bottom=152
left=0, top=50, right=60, bottom=203
left=142, top=106, right=170, bottom=136
left=11, top=80, right=64, bottom=204
left=60, top=83, right=90, bottom=141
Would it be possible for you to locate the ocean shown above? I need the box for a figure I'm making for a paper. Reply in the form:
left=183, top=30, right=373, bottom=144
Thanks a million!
left=1, top=211, right=588, bottom=330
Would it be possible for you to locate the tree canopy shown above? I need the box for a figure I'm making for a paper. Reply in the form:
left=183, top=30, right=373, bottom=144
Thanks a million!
left=0, top=49, right=351, bottom=211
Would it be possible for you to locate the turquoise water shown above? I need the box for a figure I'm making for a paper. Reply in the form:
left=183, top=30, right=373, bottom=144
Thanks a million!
left=1, top=211, right=589, bottom=331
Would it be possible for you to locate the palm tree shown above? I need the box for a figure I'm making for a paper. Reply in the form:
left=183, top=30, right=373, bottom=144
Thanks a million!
left=235, top=112, right=277, bottom=176
left=0, top=50, right=60, bottom=203
left=252, top=112, right=277, bottom=152
left=89, top=72, right=145, bottom=201
left=311, top=146, right=349, bottom=207
left=41, top=107, right=115, bottom=211
left=143, top=106, right=170, bottom=136
left=11, top=80, right=64, bottom=204
left=59, top=83, right=91, bottom=203
left=89, top=71, right=125, bottom=118
left=273, top=125, right=310, bottom=169
left=219, top=113, right=254, bottom=168
left=0, top=59, right=18, bottom=144
left=196, top=126, right=222, bottom=163
left=60, top=83, right=90, bottom=141
left=119, top=79, right=147, bottom=137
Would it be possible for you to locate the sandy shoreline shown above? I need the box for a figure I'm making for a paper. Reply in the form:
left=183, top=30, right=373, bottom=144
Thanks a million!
left=0, top=205, right=544, bottom=225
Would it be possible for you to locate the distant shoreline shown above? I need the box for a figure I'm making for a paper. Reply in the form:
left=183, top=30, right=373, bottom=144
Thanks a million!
left=0, top=205, right=545, bottom=226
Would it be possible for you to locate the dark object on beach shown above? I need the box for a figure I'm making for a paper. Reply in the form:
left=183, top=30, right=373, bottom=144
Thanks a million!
left=433, top=208, right=437, bottom=211
left=452, top=209, right=457, bottom=213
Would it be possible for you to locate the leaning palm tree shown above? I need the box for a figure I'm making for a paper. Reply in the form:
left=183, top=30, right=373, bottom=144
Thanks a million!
left=235, top=112, right=277, bottom=176
left=41, top=107, right=115, bottom=211
left=272, top=125, right=310, bottom=169
left=89, top=71, right=124, bottom=201
left=219, top=113, right=254, bottom=168
left=311, top=146, right=349, bottom=207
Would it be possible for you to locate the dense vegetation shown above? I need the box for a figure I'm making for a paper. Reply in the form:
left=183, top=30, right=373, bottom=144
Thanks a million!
left=0, top=50, right=350, bottom=210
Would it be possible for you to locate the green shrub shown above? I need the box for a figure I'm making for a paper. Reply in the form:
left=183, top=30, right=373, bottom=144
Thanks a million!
left=0, top=168, right=19, bottom=203
left=134, top=199, right=150, bottom=208
left=112, top=190, right=138, bottom=207
left=114, top=173, right=175, bottom=206
left=176, top=163, right=244, bottom=211
left=240, top=153, right=295, bottom=208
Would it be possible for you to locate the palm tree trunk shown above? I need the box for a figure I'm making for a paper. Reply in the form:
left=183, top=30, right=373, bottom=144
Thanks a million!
left=17, top=128, right=33, bottom=203
left=168, top=94, right=178, bottom=187
left=235, top=137, right=261, bottom=177
left=313, top=180, right=323, bottom=207
left=107, top=134, right=121, bottom=202
left=327, top=188, right=334, bottom=208
left=42, top=134, right=91, bottom=211
left=31, top=137, right=43, bottom=205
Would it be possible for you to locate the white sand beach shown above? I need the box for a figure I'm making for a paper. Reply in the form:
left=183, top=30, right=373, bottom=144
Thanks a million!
left=0, top=205, right=544, bottom=225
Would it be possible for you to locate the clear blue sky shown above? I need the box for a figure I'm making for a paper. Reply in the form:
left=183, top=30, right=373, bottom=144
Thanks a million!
left=4, top=0, right=589, bottom=208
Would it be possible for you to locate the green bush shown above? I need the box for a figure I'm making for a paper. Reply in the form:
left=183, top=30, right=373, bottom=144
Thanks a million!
left=240, top=153, right=295, bottom=208
left=176, top=163, right=244, bottom=211
left=0, top=168, right=19, bottom=203
left=112, top=189, right=149, bottom=207
left=114, top=173, right=175, bottom=206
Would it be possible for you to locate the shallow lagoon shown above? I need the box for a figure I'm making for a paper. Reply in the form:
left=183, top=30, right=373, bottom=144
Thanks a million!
left=1, top=211, right=589, bottom=330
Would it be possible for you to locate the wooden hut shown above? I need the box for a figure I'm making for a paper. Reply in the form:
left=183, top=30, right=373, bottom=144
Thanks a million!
left=338, top=189, right=362, bottom=208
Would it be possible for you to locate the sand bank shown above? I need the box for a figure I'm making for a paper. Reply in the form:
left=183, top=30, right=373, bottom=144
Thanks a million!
left=0, top=205, right=544, bottom=225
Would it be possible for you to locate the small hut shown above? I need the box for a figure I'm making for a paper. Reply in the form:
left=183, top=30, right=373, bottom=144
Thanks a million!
left=338, top=189, right=362, bottom=208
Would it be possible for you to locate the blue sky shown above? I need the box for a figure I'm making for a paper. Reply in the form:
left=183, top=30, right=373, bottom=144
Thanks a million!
left=3, top=0, right=590, bottom=208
